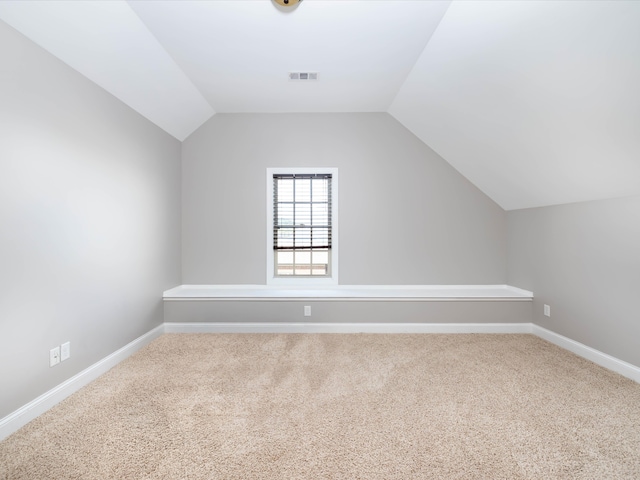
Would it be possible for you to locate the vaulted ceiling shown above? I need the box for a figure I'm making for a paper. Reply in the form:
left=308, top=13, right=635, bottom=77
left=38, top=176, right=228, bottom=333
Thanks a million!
left=1, top=0, right=639, bottom=210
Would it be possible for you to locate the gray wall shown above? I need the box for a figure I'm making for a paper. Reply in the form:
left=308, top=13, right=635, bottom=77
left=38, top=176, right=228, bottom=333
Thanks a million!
left=0, top=22, right=181, bottom=418
left=507, top=195, right=640, bottom=366
left=182, top=113, right=507, bottom=285
left=165, top=300, right=531, bottom=326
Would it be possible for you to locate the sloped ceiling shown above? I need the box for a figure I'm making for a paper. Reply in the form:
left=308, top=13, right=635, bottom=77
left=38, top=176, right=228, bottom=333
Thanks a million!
left=390, top=0, right=640, bottom=211
left=0, top=0, right=215, bottom=141
left=1, top=0, right=639, bottom=210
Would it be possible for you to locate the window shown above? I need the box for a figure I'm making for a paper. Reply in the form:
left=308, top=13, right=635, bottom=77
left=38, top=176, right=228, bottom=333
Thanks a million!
left=267, top=168, right=338, bottom=284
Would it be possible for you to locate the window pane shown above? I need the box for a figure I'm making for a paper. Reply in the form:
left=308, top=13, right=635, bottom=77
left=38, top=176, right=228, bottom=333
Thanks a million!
left=277, top=250, right=293, bottom=264
left=295, top=267, right=311, bottom=276
left=312, top=178, right=329, bottom=202
left=311, top=249, right=328, bottom=276
left=295, top=203, right=311, bottom=227
left=296, top=227, right=311, bottom=247
left=312, top=228, right=328, bottom=246
left=312, top=203, right=329, bottom=226
left=295, top=178, right=311, bottom=202
left=276, top=250, right=294, bottom=276
left=277, top=178, right=294, bottom=202
left=276, top=203, right=293, bottom=228
left=295, top=250, right=311, bottom=265
left=277, top=228, right=294, bottom=248
left=312, top=250, right=328, bottom=265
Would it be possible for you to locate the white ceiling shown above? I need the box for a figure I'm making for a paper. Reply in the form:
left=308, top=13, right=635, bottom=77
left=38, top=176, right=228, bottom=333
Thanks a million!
left=0, top=0, right=215, bottom=141
left=1, top=0, right=639, bottom=210
left=128, top=0, right=450, bottom=114
left=390, top=0, right=640, bottom=210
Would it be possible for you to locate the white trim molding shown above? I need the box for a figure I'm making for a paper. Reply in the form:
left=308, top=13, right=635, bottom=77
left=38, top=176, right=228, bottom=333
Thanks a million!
left=165, top=321, right=640, bottom=384
left=532, top=325, right=640, bottom=384
left=0, top=325, right=164, bottom=442
left=3, top=321, right=639, bottom=443
left=164, top=322, right=533, bottom=334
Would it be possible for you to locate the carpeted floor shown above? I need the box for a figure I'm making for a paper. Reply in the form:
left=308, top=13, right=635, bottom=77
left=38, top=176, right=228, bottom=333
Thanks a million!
left=1, top=333, right=640, bottom=479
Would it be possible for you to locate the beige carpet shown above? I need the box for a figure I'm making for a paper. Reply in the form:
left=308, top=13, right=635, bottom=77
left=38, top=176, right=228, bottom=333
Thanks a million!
left=1, top=334, right=640, bottom=479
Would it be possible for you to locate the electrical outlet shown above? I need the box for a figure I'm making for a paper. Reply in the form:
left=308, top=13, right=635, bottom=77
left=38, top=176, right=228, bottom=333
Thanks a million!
left=50, top=346, right=60, bottom=367
left=304, top=305, right=311, bottom=317
left=61, top=341, right=71, bottom=361
left=544, top=304, right=551, bottom=317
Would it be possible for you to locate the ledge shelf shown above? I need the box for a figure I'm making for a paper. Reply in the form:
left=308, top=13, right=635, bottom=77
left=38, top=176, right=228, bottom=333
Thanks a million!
left=163, top=284, right=533, bottom=302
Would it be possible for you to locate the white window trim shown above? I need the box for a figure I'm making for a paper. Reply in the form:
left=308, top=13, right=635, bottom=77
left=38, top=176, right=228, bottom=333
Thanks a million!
left=267, top=167, right=339, bottom=286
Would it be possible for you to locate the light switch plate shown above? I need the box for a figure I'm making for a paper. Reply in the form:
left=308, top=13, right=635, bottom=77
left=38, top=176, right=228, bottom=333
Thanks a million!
left=61, top=341, right=71, bottom=361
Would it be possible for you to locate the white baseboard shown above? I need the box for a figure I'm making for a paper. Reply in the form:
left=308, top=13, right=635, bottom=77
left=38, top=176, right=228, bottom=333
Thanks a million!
left=3, top=322, right=638, bottom=443
left=0, top=324, right=164, bottom=442
left=164, top=322, right=533, bottom=334
left=532, top=325, right=640, bottom=383
left=136, top=323, right=640, bottom=384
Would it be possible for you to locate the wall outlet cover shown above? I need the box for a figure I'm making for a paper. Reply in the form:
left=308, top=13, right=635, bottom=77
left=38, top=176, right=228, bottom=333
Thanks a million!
left=50, top=346, right=60, bottom=367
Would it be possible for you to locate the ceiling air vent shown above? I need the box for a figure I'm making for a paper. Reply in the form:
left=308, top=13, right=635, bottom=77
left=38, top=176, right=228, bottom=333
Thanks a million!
left=289, top=72, right=318, bottom=81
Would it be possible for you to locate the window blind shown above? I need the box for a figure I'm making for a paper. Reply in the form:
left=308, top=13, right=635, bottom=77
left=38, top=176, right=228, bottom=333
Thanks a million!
left=273, top=173, right=332, bottom=276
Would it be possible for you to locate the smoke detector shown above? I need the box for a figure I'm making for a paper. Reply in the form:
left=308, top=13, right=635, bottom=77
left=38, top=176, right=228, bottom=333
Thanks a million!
left=289, top=72, right=318, bottom=81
